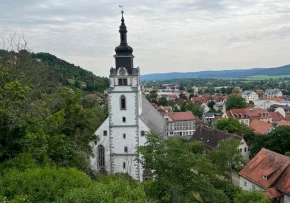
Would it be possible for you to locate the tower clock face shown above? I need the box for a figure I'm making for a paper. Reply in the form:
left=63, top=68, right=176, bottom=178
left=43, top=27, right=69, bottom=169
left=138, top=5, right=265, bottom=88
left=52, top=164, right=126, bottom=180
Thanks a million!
left=119, top=68, right=126, bottom=76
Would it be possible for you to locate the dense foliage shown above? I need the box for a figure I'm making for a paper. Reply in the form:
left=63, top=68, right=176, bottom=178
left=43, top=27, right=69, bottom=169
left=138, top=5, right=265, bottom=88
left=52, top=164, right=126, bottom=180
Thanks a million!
left=247, top=126, right=290, bottom=156
left=215, top=118, right=255, bottom=137
left=32, top=52, right=109, bottom=92
left=0, top=50, right=107, bottom=173
left=226, top=94, right=247, bottom=110
left=138, top=132, right=270, bottom=203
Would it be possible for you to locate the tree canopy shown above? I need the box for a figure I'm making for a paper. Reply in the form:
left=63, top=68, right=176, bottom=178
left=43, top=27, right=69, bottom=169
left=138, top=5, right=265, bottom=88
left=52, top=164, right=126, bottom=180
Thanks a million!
left=226, top=95, right=246, bottom=110
left=215, top=118, right=254, bottom=137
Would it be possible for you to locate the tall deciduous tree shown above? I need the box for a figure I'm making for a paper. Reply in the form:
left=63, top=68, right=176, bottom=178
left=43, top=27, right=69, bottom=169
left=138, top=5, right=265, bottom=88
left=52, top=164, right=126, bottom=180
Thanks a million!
left=138, top=132, right=230, bottom=203
left=247, top=126, right=290, bottom=156
left=208, top=100, right=216, bottom=110
left=211, top=138, right=244, bottom=181
left=226, top=95, right=246, bottom=110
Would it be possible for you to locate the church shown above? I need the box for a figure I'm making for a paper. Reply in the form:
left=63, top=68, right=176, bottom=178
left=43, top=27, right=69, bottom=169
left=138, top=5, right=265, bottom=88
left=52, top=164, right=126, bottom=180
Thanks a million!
left=90, top=11, right=166, bottom=181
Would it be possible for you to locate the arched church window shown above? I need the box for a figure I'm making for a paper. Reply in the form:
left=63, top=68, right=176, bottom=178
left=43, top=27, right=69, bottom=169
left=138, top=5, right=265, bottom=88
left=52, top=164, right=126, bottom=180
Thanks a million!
left=98, top=145, right=105, bottom=169
left=120, top=95, right=126, bottom=110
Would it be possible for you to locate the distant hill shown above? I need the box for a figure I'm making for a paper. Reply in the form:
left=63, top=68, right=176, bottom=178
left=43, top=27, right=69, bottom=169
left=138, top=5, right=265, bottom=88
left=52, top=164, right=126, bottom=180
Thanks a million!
left=141, top=64, right=290, bottom=81
left=32, top=53, right=109, bottom=92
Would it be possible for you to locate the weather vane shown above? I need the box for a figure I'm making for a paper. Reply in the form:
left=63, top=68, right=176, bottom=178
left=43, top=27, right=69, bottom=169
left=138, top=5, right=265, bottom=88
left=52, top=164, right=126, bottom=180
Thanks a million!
left=119, top=5, right=124, bottom=13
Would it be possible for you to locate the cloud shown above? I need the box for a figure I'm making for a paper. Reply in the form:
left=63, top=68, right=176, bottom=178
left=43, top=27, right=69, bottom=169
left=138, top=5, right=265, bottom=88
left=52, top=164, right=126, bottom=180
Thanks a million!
left=0, top=0, right=289, bottom=76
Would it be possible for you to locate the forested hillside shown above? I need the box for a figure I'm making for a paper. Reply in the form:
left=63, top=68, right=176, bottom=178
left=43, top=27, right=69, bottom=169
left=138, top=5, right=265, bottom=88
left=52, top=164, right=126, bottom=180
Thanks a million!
left=31, top=52, right=109, bottom=92
left=141, top=64, right=290, bottom=81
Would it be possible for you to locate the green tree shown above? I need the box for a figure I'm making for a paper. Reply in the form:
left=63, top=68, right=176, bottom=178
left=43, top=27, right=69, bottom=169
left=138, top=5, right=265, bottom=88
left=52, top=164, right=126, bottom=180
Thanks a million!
left=234, top=190, right=271, bottom=203
left=208, top=100, right=216, bottom=110
left=188, top=87, right=194, bottom=93
left=215, top=118, right=254, bottom=136
left=186, top=102, right=204, bottom=119
left=208, top=87, right=215, bottom=94
left=247, top=126, right=290, bottom=155
left=157, top=96, right=168, bottom=106
left=211, top=138, right=244, bottom=181
left=226, top=95, right=246, bottom=110
left=179, top=92, right=187, bottom=99
left=138, top=132, right=230, bottom=203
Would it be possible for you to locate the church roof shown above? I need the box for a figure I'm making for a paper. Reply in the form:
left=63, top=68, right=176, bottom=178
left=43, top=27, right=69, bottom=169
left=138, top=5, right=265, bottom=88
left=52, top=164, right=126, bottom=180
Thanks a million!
left=140, top=95, right=166, bottom=134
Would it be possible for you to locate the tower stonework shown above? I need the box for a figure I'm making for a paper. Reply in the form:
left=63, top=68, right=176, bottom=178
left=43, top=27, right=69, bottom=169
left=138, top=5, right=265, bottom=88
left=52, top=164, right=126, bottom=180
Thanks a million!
left=91, top=11, right=166, bottom=181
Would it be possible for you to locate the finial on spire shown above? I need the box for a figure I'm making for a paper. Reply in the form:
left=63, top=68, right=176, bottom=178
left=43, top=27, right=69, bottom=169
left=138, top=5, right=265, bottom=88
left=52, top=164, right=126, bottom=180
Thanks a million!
left=119, top=5, right=124, bottom=22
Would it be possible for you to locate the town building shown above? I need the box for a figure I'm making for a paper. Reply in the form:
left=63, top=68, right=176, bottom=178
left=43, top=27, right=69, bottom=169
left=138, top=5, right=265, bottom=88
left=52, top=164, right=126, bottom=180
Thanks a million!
left=250, top=120, right=274, bottom=134
left=203, top=112, right=215, bottom=126
left=222, top=108, right=272, bottom=126
left=163, top=112, right=196, bottom=137
left=213, top=101, right=226, bottom=113
left=190, top=126, right=251, bottom=161
left=90, top=11, right=166, bottom=181
left=239, top=148, right=290, bottom=203
left=255, top=89, right=265, bottom=100
left=241, top=90, right=259, bottom=103
left=265, top=88, right=283, bottom=98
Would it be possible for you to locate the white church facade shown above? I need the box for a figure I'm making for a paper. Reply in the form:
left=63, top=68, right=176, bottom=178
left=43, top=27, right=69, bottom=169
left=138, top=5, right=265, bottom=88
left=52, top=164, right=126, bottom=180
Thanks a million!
left=90, top=11, right=166, bottom=181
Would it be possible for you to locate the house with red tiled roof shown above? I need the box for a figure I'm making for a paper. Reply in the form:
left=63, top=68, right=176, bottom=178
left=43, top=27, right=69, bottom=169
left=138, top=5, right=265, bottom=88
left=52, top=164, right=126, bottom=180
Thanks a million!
left=265, top=97, right=283, bottom=103
left=164, top=112, right=196, bottom=137
left=277, top=120, right=290, bottom=127
left=239, top=148, right=290, bottom=203
left=270, top=112, right=284, bottom=124
left=157, top=106, right=172, bottom=113
left=250, top=120, right=274, bottom=134
left=222, top=108, right=272, bottom=126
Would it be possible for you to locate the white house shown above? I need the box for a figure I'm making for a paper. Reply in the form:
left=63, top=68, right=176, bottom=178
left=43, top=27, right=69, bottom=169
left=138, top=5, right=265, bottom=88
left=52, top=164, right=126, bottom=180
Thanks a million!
left=90, top=11, right=166, bottom=181
left=241, top=90, right=259, bottom=103
left=265, top=88, right=283, bottom=98
left=239, top=148, right=290, bottom=203
left=214, top=101, right=226, bottom=113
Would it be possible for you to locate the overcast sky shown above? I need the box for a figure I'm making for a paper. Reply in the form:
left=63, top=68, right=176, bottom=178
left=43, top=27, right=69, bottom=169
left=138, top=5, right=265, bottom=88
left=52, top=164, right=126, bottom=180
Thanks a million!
left=1, top=0, right=290, bottom=77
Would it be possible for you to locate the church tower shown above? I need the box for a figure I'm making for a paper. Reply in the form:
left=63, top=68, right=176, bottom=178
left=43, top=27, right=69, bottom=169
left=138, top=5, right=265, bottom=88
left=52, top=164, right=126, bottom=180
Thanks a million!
left=91, top=10, right=166, bottom=181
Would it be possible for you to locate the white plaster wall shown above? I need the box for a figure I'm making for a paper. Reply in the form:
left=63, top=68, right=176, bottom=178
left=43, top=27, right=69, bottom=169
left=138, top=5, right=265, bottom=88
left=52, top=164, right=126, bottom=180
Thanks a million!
left=110, top=78, right=114, bottom=87
left=239, top=119, right=249, bottom=126
left=90, top=118, right=111, bottom=173
left=239, top=176, right=263, bottom=191
left=113, top=155, right=138, bottom=179
left=284, top=194, right=290, bottom=203
left=238, top=139, right=251, bottom=161
left=255, top=100, right=277, bottom=109
left=110, top=92, right=137, bottom=126
left=132, top=76, right=138, bottom=87
left=139, top=118, right=150, bottom=181
left=138, top=88, right=142, bottom=115
left=276, top=108, right=286, bottom=118
left=111, top=127, right=138, bottom=154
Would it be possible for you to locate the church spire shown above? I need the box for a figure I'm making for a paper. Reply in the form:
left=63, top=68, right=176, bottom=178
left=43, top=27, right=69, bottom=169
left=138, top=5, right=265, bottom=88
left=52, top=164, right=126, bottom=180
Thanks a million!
left=114, top=7, right=134, bottom=71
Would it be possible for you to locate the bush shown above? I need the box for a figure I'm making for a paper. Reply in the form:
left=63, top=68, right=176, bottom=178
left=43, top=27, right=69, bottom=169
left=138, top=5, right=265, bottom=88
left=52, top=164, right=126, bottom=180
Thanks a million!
left=59, top=174, right=146, bottom=203
left=0, top=167, right=93, bottom=202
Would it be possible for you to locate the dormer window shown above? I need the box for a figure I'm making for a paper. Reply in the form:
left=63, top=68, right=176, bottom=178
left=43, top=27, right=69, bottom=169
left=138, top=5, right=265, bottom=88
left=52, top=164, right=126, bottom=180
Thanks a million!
left=263, top=175, right=268, bottom=180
